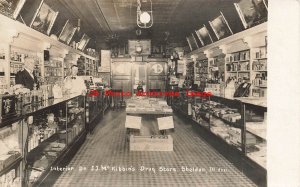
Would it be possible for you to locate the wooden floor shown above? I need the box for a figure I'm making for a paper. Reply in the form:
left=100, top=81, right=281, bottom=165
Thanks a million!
left=53, top=109, right=257, bottom=187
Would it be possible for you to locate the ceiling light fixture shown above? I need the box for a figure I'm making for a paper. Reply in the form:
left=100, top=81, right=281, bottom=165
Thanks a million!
left=140, top=12, right=151, bottom=24
left=137, top=0, right=153, bottom=28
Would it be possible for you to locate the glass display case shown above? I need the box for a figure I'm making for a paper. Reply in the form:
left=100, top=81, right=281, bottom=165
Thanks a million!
left=242, top=102, right=267, bottom=169
left=172, top=89, right=192, bottom=116
left=186, top=94, right=267, bottom=169
left=191, top=95, right=243, bottom=150
left=209, top=96, right=242, bottom=151
left=25, top=103, right=66, bottom=186
left=86, top=89, right=111, bottom=132
left=0, top=119, right=23, bottom=187
left=191, top=96, right=210, bottom=129
left=21, top=95, right=86, bottom=186
left=66, top=97, right=85, bottom=145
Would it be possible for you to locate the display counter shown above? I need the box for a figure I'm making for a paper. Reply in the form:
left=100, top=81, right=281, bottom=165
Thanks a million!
left=0, top=93, right=87, bottom=187
left=23, top=94, right=86, bottom=187
left=86, top=89, right=111, bottom=133
left=0, top=117, right=23, bottom=187
left=172, top=91, right=267, bottom=171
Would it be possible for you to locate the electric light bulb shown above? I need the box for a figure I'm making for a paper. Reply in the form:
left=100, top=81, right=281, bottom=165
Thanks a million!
left=140, top=12, right=151, bottom=24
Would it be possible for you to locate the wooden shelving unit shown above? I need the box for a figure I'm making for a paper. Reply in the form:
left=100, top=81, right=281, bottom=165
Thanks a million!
left=0, top=14, right=99, bottom=92
left=44, top=57, right=64, bottom=85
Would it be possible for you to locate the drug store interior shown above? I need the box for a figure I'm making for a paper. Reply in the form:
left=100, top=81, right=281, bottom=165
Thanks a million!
left=0, top=0, right=299, bottom=186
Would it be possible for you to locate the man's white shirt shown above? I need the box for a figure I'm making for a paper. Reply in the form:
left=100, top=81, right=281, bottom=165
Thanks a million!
left=64, top=76, right=87, bottom=95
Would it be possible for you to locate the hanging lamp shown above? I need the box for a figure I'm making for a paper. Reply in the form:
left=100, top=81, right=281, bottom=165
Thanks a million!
left=137, top=0, right=153, bottom=28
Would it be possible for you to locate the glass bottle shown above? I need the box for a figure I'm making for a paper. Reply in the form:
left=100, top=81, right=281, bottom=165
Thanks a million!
left=32, top=84, right=38, bottom=103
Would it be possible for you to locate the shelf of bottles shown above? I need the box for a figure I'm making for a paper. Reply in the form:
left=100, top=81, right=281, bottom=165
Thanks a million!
left=25, top=96, right=85, bottom=186
left=205, top=55, right=225, bottom=96
left=63, top=60, right=70, bottom=78
left=0, top=45, right=7, bottom=93
left=84, top=58, right=98, bottom=77
left=77, top=56, right=85, bottom=76
left=10, top=47, right=42, bottom=87
left=76, top=57, right=99, bottom=77
left=195, top=59, right=208, bottom=91
left=43, top=57, right=63, bottom=85
left=85, top=58, right=91, bottom=76
left=184, top=60, right=194, bottom=89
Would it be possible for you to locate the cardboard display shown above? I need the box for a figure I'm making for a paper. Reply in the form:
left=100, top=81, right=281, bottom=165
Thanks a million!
left=157, top=116, right=174, bottom=130
left=125, top=115, right=142, bottom=129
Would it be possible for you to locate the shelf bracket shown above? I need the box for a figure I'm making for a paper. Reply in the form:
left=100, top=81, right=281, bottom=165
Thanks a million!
left=203, top=50, right=212, bottom=58
left=43, top=42, right=51, bottom=50
left=243, top=36, right=253, bottom=48
left=190, top=54, right=198, bottom=62
left=0, top=29, right=19, bottom=43
left=219, top=45, right=228, bottom=54
left=62, top=49, right=69, bottom=59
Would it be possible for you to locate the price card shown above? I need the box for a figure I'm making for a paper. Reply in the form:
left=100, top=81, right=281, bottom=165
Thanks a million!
left=125, top=115, right=142, bottom=129
left=157, top=116, right=174, bottom=130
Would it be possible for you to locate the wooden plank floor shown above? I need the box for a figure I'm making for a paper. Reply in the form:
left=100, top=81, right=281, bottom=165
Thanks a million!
left=53, top=109, right=257, bottom=187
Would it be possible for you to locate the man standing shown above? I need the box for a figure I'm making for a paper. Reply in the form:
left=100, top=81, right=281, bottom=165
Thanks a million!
left=64, top=65, right=86, bottom=95
left=15, top=57, right=39, bottom=90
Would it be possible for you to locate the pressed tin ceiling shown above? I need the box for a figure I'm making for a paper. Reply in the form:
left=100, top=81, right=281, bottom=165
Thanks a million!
left=45, top=0, right=244, bottom=48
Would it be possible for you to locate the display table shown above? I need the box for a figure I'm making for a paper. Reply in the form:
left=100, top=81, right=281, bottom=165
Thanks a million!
left=125, top=97, right=174, bottom=151
left=126, top=97, right=173, bottom=115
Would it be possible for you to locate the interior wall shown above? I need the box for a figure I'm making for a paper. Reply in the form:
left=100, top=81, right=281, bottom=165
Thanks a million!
left=111, top=58, right=167, bottom=96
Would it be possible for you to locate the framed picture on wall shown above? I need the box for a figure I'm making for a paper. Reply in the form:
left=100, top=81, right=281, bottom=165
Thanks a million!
left=195, top=24, right=213, bottom=46
left=59, top=20, right=76, bottom=44
left=209, top=12, right=233, bottom=40
left=30, top=1, right=58, bottom=35
left=186, top=33, right=199, bottom=51
left=0, top=0, right=26, bottom=19
left=234, top=0, right=268, bottom=29
left=78, top=34, right=91, bottom=51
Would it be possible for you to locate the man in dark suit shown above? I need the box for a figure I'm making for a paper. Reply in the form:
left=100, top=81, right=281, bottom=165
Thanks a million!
left=15, top=57, right=39, bottom=90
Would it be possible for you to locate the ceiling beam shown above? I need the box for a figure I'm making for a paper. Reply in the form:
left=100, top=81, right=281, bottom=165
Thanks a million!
left=94, top=0, right=113, bottom=35
left=112, top=0, right=122, bottom=28
left=58, top=0, right=97, bottom=31
left=166, top=0, right=185, bottom=25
